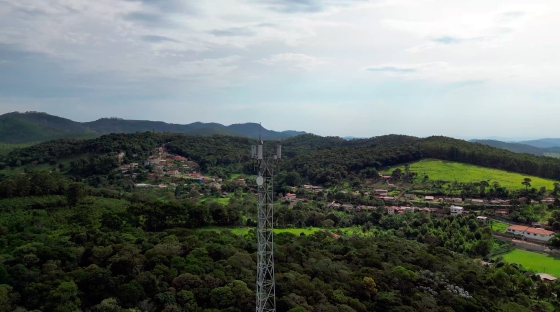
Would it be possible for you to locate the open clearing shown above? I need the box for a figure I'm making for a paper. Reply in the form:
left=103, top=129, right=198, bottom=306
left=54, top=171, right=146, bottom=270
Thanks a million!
left=502, top=249, right=560, bottom=277
left=491, top=220, right=509, bottom=233
left=382, top=159, right=559, bottom=190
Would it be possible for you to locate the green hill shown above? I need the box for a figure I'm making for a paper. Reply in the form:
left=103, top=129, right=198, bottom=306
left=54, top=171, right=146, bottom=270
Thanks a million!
left=0, top=112, right=306, bottom=143
left=381, top=159, right=559, bottom=190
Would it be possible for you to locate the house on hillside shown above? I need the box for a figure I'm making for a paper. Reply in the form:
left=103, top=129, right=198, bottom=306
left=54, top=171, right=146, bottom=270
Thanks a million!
left=506, top=225, right=556, bottom=242
left=452, top=198, right=463, bottom=203
left=542, top=198, right=555, bottom=204
left=450, top=205, right=463, bottom=216
left=424, top=196, right=434, bottom=201
left=386, top=206, right=399, bottom=215
left=476, top=216, right=488, bottom=224
left=382, top=196, right=395, bottom=203
left=375, top=189, right=388, bottom=196
left=537, top=273, right=557, bottom=284
left=404, top=194, right=416, bottom=200
left=471, top=199, right=485, bottom=205
left=284, top=193, right=297, bottom=202
left=495, top=209, right=509, bottom=216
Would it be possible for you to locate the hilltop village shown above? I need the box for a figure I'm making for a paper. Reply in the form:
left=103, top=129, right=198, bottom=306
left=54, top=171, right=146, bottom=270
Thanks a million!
left=116, top=145, right=559, bottom=247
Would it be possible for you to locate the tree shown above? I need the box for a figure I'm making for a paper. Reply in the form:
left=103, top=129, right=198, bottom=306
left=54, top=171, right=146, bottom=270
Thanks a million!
left=67, top=182, right=88, bottom=206
left=522, top=178, right=532, bottom=190
left=46, top=281, right=81, bottom=312
left=91, top=298, right=121, bottom=312
left=209, top=286, right=236, bottom=309
left=363, top=277, right=378, bottom=296
left=0, top=285, right=13, bottom=311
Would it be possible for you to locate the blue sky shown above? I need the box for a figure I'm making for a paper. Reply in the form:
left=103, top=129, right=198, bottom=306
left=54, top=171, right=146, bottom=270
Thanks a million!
left=0, top=0, right=559, bottom=140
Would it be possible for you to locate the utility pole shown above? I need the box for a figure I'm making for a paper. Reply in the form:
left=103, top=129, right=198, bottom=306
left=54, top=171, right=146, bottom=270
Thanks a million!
left=252, top=124, right=280, bottom=312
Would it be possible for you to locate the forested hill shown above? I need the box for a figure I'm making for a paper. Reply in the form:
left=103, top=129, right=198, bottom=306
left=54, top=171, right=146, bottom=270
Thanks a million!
left=2, top=132, right=560, bottom=187
left=0, top=112, right=306, bottom=143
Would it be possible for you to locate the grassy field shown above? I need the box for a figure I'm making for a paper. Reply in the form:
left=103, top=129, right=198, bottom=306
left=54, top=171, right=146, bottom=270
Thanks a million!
left=201, top=196, right=230, bottom=205
left=502, top=249, right=560, bottom=277
left=382, top=159, right=559, bottom=190
left=0, top=142, right=37, bottom=156
left=491, top=220, right=510, bottom=233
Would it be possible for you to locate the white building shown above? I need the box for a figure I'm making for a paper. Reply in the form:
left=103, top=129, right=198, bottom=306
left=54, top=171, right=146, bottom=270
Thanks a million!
left=506, top=225, right=556, bottom=242
left=450, top=205, right=463, bottom=216
left=476, top=216, right=488, bottom=224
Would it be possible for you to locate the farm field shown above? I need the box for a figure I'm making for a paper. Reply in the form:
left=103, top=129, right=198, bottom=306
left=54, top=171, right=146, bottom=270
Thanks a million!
left=502, top=249, right=560, bottom=278
left=382, top=159, right=559, bottom=190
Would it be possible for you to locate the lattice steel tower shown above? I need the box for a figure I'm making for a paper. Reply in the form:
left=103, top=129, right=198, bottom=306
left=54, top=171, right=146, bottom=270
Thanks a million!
left=252, top=125, right=280, bottom=312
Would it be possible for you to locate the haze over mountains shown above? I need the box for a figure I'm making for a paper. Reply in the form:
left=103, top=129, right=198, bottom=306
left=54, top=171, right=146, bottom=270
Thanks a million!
left=471, top=139, right=560, bottom=158
left=0, top=112, right=305, bottom=144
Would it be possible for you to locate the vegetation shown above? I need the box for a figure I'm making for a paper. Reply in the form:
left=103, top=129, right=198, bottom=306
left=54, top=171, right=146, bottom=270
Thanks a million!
left=491, top=221, right=510, bottom=233
left=502, top=250, right=560, bottom=278
left=0, top=131, right=559, bottom=310
left=382, top=159, right=559, bottom=190
left=0, top=142, right=37, bottom=156
left=0, top=186, right=559, bottom=311
left=0, top=112, right=304, bottom=144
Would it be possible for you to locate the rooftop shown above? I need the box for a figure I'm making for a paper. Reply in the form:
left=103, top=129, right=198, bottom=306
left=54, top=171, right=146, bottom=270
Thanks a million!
left=507, top=225, right=555, bottom=236
left=537, top=273, right=557, bottom=281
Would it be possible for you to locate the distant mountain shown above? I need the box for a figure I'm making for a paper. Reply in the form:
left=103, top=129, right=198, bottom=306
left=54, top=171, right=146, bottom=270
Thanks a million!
left=471, top=139, right=560, bottom=158
left=0, top=112, right=306, bottom=144
left=517, top=138, right=560, bottom=149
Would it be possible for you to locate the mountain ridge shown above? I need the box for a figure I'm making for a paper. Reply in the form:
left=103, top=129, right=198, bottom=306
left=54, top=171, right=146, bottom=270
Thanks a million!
left=0, top=111, right=306, bottom=143
left=471, top=139, right=560, bottom=158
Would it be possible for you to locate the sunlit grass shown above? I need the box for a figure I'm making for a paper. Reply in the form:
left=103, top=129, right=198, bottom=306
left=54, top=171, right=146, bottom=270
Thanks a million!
left=491, top=221, right=509, bottom=233
left=382, top=159, right=559, bottom=190
left=503, top=249, right=560, bottom=278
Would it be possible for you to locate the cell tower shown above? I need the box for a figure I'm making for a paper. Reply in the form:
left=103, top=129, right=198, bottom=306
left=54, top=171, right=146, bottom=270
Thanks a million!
left=251, top=124, right=280, bottom=312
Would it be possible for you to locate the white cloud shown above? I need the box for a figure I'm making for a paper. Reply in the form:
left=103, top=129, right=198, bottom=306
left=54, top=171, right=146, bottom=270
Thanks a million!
left=1, top=0, right=560, bottom=137
left=258, top=53, right=328, bottom=70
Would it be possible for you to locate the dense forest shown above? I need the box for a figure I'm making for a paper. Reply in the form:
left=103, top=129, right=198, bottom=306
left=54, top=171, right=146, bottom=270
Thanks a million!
left=3, top=132, right=560, bottom=187
left=0, top=174, right=558, bottom=311
left=1, top=134, right=560, bottom=310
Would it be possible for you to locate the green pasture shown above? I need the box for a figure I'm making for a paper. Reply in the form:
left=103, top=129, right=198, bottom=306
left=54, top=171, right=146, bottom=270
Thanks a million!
left=202, top=196, right=230, bottom=205
left=382, top=159, right=559, bottom=190
left=502, top=249, right=560, bottom=278
left=491, top=220, right=510, bottom=233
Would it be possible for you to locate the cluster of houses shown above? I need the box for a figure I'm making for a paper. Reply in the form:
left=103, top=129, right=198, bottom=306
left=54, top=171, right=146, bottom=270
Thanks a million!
left=116, top=146, right=200, bottom=182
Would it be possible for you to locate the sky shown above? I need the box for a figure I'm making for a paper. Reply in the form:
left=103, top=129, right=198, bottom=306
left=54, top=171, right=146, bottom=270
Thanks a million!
left=0, top=0, right=559, bottom=140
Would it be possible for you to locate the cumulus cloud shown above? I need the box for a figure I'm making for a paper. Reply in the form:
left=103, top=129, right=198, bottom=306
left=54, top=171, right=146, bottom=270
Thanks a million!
left=1, top=0, right=560, bottom=137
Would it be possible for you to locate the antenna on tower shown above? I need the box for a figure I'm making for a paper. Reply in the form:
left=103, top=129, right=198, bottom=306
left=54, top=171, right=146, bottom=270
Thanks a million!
left=259, top=122, right=263, bottom=144
left=252, top=124, right=279, bottom=312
